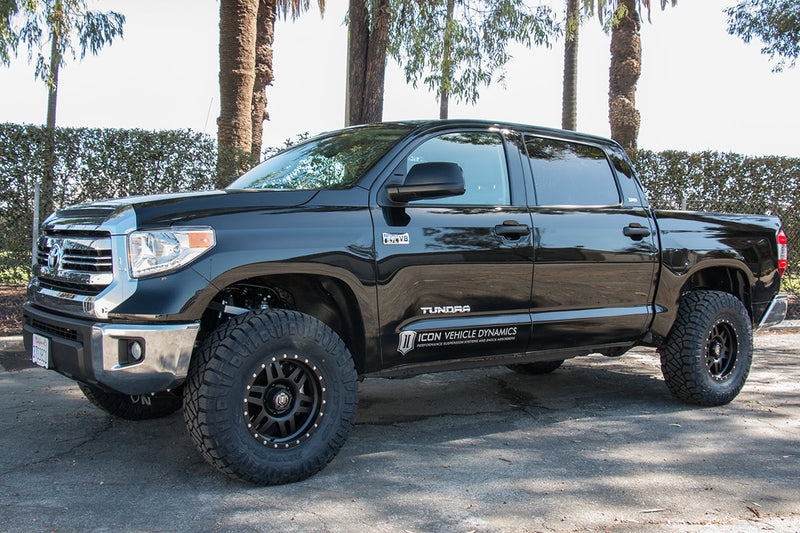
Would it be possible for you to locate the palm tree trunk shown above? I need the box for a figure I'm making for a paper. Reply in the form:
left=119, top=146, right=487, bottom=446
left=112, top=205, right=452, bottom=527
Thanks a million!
left=346, top=0, right=389, bottom=126
left=561, top=0, right=579, bottom=131
left=362, top=0, right=389, bottom=124
left=251, top=0, right=276, bottom=162
left=439, top=0, right=455, bottom=120
left=346, top=0, right=368, bottom=126
left=218, top=0, right=259, bottom=186
left=608, top=0, right=641, bottom=153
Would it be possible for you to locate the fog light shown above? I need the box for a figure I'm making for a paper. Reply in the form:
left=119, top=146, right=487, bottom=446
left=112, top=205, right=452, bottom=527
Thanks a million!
left=129, top=341, right=144, bottom=361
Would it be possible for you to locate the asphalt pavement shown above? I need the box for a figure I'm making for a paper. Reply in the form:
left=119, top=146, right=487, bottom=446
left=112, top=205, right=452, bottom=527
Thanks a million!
left=1, top=328, right=798, bottom=532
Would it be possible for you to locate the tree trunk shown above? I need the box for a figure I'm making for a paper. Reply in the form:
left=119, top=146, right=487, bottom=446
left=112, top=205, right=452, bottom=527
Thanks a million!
left=439, top=0, right=455, bottom=120
left=251, top=0, right=276, bottom=162
left=218, top=0, right=259, bottom=186
left=42, top=0, right=62, bottom=222
left=362, top=0, right=389, bottom=124
left=561, top=0, right=579, bottom=131
left=608, top=0, right=641, bottom=153
left=346, top=0, right=368, bottom=126
left=346, top=0, right=389, bottom=126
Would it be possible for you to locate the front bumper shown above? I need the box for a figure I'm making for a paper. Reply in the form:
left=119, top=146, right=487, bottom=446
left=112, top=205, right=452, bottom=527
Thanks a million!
left=757, top=293, right=789, bottom=331
left=23, top=303, right=199, bottom=395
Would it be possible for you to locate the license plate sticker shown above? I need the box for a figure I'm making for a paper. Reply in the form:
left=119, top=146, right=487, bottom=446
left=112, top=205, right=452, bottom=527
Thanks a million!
left=31, top=334, right=50, bottom=369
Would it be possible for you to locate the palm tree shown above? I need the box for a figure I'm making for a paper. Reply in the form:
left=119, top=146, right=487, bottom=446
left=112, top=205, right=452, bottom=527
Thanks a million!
left=218, top=0, right=323, bottom=185
left=585, top=0, right=676, bottom=153
left=218, top=0, right=259, bottom=184
left=561, top=0, right=580, bottom=130
left=252, top=0, right=326, bottom=159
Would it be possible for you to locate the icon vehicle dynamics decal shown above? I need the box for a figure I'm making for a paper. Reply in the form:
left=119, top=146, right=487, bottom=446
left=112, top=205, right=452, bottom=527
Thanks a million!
left=397, top=326, right=518, bottom=355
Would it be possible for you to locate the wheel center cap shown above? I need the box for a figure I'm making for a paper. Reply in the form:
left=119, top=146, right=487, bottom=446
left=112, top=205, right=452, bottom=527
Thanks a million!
left=710, top=342, right=722, bottom=358
left=273, top=390, right=291, bottom=412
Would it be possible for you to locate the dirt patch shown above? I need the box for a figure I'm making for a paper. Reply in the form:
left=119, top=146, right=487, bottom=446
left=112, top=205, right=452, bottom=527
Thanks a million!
left=0, top=285, right=25, bottom=336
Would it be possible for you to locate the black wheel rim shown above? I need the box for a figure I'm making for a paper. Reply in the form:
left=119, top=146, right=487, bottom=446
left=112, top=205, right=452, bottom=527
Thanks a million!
left=705, top=319, right=738, bottom=381
left=243, top=353, right=326, bottom=448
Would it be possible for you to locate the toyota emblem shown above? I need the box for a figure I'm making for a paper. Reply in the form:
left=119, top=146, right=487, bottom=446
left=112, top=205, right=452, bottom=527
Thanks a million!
left=47, top=243, right=63, bottom=273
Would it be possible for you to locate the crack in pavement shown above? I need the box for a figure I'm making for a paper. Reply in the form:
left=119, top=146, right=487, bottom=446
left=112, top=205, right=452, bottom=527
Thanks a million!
left=0, top=416, right=114, bottom=478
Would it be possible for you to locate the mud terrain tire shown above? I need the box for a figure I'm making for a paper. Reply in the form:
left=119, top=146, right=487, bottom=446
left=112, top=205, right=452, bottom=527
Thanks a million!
left=183, top=309, right=358, bottom=485
left=660, top=290, right=753, bottom=406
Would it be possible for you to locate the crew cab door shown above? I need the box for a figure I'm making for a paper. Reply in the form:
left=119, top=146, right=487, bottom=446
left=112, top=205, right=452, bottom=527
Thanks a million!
left=372, top=129, right=533, bottom=369
left=521, top=135, right=658, bottom=350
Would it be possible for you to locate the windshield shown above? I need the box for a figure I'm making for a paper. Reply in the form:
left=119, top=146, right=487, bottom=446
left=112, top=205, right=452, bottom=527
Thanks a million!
left=228, top=126, right=413, bottom=190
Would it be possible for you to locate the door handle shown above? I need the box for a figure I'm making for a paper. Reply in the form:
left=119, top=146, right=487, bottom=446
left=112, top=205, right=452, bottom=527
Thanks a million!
left=623, top=223, right=651, bottom=240
left=495, top=221, right=530, bottom=239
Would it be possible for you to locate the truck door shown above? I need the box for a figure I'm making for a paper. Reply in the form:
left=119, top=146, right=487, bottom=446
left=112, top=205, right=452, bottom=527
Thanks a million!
left=372, top=129, right=533, bottom=369
left=521, top=135, right=658, bottom=350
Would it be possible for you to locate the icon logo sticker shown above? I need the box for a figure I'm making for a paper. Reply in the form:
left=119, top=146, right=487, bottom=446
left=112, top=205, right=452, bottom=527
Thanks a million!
left=383, top=232, right=410, bottom=245
left=397, top=326, right=518, bottom=356
left=397, top=330, right=417, bottom=355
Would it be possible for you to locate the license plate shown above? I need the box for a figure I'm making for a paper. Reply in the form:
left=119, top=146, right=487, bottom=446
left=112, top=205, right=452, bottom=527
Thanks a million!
left=31, top=334, right=50, bottom=369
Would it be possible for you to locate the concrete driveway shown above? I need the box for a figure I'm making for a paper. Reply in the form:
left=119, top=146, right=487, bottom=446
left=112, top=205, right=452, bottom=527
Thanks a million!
left=1, top=330, right=798, bottom=532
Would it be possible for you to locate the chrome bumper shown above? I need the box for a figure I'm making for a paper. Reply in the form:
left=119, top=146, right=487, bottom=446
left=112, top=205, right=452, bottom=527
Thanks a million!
left=757, top=293, right=789, bottom=331
left=23, top=303, right=199, bottom=395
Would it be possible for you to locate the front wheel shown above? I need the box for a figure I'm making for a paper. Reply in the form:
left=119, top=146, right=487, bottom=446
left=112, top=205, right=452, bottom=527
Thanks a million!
left=183, top=309, right=358, bottom=485
left=660, top=290, right=753, bottom=406
left=78, top=383, right=182, bottom=420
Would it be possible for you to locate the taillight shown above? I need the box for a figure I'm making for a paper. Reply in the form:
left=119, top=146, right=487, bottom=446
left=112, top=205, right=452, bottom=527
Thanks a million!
left=777, top=228, right=787, bottom=276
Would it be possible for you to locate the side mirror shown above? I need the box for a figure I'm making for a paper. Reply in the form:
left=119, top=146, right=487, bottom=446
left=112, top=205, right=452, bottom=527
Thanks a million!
left=386, top=162, right=465, bottom=203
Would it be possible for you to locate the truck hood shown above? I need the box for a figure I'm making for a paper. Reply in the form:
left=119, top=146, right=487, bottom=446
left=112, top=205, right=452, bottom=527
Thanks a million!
left=45, top=189, right=319, bottom=232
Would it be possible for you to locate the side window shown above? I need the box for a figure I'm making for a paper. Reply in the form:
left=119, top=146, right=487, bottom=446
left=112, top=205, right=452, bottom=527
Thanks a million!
left=407, top=132, right=510, bottom=205
left=524, top=136, right=620, bottom=206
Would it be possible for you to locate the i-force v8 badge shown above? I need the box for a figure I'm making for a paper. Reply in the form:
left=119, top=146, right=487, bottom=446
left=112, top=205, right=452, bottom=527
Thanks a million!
left=383, top=232, right=410, bottom=245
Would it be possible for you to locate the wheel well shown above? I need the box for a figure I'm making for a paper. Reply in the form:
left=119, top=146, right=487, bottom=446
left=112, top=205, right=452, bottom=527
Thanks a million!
left=198, top=275, right=367, bottom=373
left=680, top=267, right=752, bottom=320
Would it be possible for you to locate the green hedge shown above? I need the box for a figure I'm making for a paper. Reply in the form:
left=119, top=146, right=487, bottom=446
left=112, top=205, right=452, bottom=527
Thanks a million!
left=0, top=124, right=218, bottom=282
left=632, top=149, right=800, bottom=291
left=1, top=124, right=798, bottom=293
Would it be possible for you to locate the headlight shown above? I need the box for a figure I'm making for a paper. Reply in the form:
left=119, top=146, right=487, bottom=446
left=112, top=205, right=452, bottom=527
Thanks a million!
left=127, top=228, right=215, bottom=278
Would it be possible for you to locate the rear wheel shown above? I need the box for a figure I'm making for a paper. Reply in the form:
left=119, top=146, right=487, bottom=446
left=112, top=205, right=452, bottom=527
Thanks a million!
left=507, top=359, right=564, bottom=375
left=78, top=383, right=182, bottom=420
left=183, top=309, right=358, bottom=485
left=660, top=290, right=753, bottom=406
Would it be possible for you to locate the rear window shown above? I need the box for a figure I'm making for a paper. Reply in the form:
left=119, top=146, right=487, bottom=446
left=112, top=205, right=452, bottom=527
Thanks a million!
left=524, top=136, right=620, bottom=206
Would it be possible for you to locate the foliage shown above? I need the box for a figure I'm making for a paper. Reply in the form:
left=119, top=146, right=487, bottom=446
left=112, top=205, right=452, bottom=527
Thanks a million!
left=1, top=123, right=798, bottom=296
left=581, top=0, right=676, bottom=26
left=0, top=124, right=218, bottom=282
left=632, top=149, right=800, bottom=287
left=387, top=0, right=558, bottom=107
left=726, top=0, right=800, bottom=71
left=0, top=0, right=124, bottom=83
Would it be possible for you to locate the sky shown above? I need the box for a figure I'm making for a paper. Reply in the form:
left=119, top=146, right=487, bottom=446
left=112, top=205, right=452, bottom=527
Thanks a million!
left=1, top=0, right=798, bottom=157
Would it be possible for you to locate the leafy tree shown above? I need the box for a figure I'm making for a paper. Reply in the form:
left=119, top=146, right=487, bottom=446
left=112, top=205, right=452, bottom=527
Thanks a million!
left=1, top=0, right=124, bottom=128
left=388, top=0, right=558, bottom=119
left=726, top=0, right=799, bottom=71
left=0, top=0, right=124, bottom=233
left=345, top=0, right=391, bottom=126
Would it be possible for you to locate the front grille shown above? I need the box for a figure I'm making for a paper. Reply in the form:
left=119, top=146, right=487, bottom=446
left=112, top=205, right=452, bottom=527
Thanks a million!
left=36, top=231, right=114, bottom=294
left=30, top=318, right=80, bottom=342
left=38, top=278, right=107, bottom=296
left=37, top=242, right=112, bottom=273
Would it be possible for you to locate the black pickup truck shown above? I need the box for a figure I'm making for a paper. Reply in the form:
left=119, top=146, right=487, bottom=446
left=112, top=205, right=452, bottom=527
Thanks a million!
left=23, top=120, right=788, bottom=485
